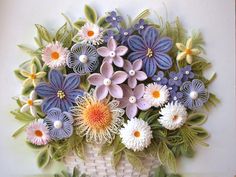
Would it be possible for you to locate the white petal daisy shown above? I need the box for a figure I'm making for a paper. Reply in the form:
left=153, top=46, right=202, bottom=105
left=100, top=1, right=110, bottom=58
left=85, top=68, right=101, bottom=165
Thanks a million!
left=42, top=41, right=69, bottom=69
left=120, top=118, right=152, bottom=152
left=159, top=102, right=188, bottom=130
left=143, top=83, right=169, bottom=107
left=76, top=23, right=103, bottom=45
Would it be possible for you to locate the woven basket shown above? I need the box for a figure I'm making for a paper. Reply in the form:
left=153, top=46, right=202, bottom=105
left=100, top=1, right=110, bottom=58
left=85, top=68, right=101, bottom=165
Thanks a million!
left=64, top=143, right=159, bottom=177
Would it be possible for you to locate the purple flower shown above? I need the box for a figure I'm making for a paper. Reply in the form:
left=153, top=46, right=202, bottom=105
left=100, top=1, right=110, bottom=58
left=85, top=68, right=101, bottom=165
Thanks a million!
left=35, top=70, right=83, bottom=113
left=169, top=89, right=183, bottom=102
left=88, top=62, right=128, bottom=100
left=103, top=30, right=119, bottom=43
left=105, top=11, right=123, bottom=27
left=123, top=59, right=147, bottom=88
left=152, top=71, right=168, bottom=85
left=118, top=84, right=151, bottom=119
left=119, top=28, right=133, bottom=45
left=128, top=26, right=173, bottom=77
left=180, top=79, right=209, bottom=110
left=180, top=65, right=194, bottom=81
left=97, top=38, right=128, bottom=67
left=44, top=108, right=73, bottom=140
left=134, top=19, right=147, bottom=35
left=168, top=72, right=183, bottom=87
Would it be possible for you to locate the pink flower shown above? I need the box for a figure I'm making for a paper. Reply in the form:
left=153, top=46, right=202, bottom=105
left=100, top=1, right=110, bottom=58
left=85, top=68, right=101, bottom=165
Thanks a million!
left=117, top=84, right=151, bottom=119
left=123, top=59, right=147, bottom=88
left=97, top=38, right=128, bottom=67
left=88, top=62, right=128, bottom=100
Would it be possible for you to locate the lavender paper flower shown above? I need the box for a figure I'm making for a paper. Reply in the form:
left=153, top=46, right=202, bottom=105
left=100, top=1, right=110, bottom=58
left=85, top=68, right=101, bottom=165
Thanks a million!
left=180, top=79, right=209, bottom=110
left=118, top=84, right=151, bottom=119
left=134, top=19, right=147, bottom=35
left=88, top=62, right=128, bottom=100
left=128, top=26, right=173, bottom=77
left=180, top=65, right=195, bottom=81
left=152, top=71, right=168, bottom=85
left=168, top=71, right=183, bottom=87
left=103, top=30, right=119, bottom=43
left=44, top=108, right=73, bottom=140
left=105, top=11, right=123, bottom=27
left=97, top=38, right=128, bottom=67
left=123, top=59, right=147, bottom=88
left=119, top=28, right=133, bottom=45
left=35, top=70, right=83, bottom=113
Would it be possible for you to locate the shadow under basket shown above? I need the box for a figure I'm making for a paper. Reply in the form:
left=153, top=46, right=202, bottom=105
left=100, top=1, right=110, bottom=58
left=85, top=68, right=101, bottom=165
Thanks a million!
left=64, top=143, right=159, bottom=177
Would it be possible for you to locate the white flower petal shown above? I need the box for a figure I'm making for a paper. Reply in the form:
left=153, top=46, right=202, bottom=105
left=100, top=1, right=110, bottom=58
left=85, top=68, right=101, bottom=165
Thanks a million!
left=20, top=104, right=30, bottom=112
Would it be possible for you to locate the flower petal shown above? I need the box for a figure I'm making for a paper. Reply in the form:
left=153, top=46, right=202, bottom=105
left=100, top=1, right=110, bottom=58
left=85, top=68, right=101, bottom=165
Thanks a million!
left=136, top=98, right=151, bottom=110
left=128, top=51, right=146, bottom=62
left=154, top=37, right=173, bottom=53
left=123, top=60, right=133, bottom=72
left=20, top=104, right=29, bottom=112
left=63, top=73, right=80, bottom=90
left=177, top=52, right=186, bottom=61
left=176, top=43, right=186, bottom=51
left=108, top=38, right=117, bottom=51
left=133, top=59, right=143, bottom=71
left=66, top=89, right=83, bottom=103
left=88, top=73, right=104, bottom=86
left=186, top=38, right=192, bottom=49
left=126, top=103, right=138, bottom=119
left=101, top=62, right=113, bottom=78
left=42, top=97, right=60, bottom=113
left=128, top=35, right=146, bottom=51
left=96, top=85, right=109, bottom=100
left=143, top=58, right=157, bottom=77
left=191, top=48, right=201, bottom=55
left=115, top=46, right=128, bottom=56
left=35, top=83, right=56, bottom=97
left=113, top=56, right=124, bottom=67
left=97, top=47, right=110, bottom=57
left=155, top=53, right=173, bottom=70
left=143, top=26, right=159, bottom=47
left=118, top=99, right=129, bottom=108
left=30, top=90, right=37, bottom=100
left=33, top=99, right=43, bottom=105
left=120, top=84, right=133, bottom=98
left=108, top=85, right=123, bottom=98
left=134, top=84, right=145, bottom=99
left=192, top=79, right=205, bottom=92
left=186, top=55, right=193, bottom=64
left=30, top=106, right=37, bottom=117
left=128, top=76, right=137, bottom=88
left=49, top=70, right=64, bottom=89
left=111, top=71, right=127, bottom=84
left=135, top=71, right=147, bottom=81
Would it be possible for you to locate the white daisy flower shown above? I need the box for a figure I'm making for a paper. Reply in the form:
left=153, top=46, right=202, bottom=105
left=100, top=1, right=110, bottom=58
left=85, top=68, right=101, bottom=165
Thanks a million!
left=120, top=118, right=152, bottom=152
left=76, top=23, right=103, bottom=45
left=20, top=90, right=43, bottom=117
left=42, top=41, right=69, bottom=69
left=143, top=83, right=169, bottom=107
left=26, top=119, right=50, bottom=145
left=159, top=102, right=188, bottom=130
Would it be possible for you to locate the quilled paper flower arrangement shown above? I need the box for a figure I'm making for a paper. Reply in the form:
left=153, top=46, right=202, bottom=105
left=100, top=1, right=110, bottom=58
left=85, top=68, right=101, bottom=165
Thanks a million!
left=12, top=5, right=220, bottom=177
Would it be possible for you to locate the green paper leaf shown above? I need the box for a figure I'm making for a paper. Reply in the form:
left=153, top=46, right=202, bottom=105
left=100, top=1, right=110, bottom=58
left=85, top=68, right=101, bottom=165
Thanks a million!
left=112, top=151, right=122, bottom=169
left=26, top=141, right=45, bottom=149
left=133, top=9, right=150, bottom=24
left=35, top=24, right=52, bottom=42
left=180, top=145, right=195, bottom=158
left=204, top=93, right=220, bottom=111
left=187, top=113, right=207, bottom=125
left=154, top=165, right=166, bottom=177
left=124, top=150, right=143, bottom=170
left=191, top=126, right=209, bottom=139
left=55, top=23, right=68, bottom=42
left=84, top=5, right=97, bottom=23
left=73, top=20, right=86, bottom=30
left=37, top=149, right=50, bottom=168
left=167, top=174, right=181, bottom=177
left=100, top=142, right=113, bottom=155
left=22, top=84, right=34, bottom=95
left=97, top=16, right=110, bottom=28
left=72, top=167, right=80, bottom=177
left=62, top=32, right=72, bottom=48
left=166, top=136, right=183, bottom=146
left=14, top=69, right=27, bottom=80
left=80, top=74, right=90, bottom=91
left=61, top=171, right=70, bottom=177
left=191, top=56, right=211, bottom=72
left=32, top=57, right=42, bottom=72
left=18, top=45, right=36, bottom=56
left=12, top=123, right=28, bottom=137
left=11, top=110, right=35, bottom=122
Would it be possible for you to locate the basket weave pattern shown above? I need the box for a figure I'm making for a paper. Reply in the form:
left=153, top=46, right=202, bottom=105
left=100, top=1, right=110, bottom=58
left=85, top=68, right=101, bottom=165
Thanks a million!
left=64, top=144, right=159, bottom=177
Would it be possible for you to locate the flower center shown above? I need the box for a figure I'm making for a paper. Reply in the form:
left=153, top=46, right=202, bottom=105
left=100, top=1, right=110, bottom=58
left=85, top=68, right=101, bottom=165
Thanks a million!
left=112, top=17, right=116, bottom=21
left=34, top=130, right=43, bottom=137
left=152, top=90, right=160, bottom=98
left=146, top=48, right=153, bottom=58
left=109, top=51, right=116, bottom=57
left=79, top=54, right=88, bottom=63
left=103, top=78, right=112, bottom=86
left=185, top=48, right=192, bottom=55
left=190, top=91, right=198, bottom=100
left=172, top=115, right=179, bottom=121
left=134, top=130, right=141, bottom=137
left=27, top=99, right=33, bottom=106
left=30, top=74, right=36, bottom=79
left=140, top=25, right=144, bottom=29
left=156, top=77, right=161, bottom=81
left=54, top=120, right=63, bottom=129
left=174, top=76, right=178, bottom=81
left=124, top=32, right=128, bottom=35
left=129, top=70, right=136, bottom=76
left=185, top=71, right=190, bottom=75
left=83, top=102, right=112, bottom=130
left=87, top=30, right=94, bottom=37
left=51, top=51, right=60, bottom=60
left=129, top=96, right=137, bottom=104
left=57, top=90, right=65, bottom=99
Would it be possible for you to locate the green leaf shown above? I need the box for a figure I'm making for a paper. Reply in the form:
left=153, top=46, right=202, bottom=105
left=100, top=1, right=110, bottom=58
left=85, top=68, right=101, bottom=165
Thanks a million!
left=17, top=45, right=36, bottom=56
left=62, top=32, right=72, bottom=48
left=72, top=167, right=80, bottom=177
left=100, top=142, right=113, bottom=155
left=167, top=174, right=181, bottom=177
left=191, top=56, right=211, bottom=72
left=22, top=84, right=34, bottom=95
left=97, top=16, right=110, bottom=28
left=11, top=110, right=35, bottom=122
left=73, top=20, right=86, bottom=30
left=61, top=171, right=70, bottom=177
left=32, top=57, right=42, bottom=72
left=154, top=165, right=167, bottom=177
left=14, top=69, right=27, bottom=80
left=12, top=124, right=28, bottom=137
left=191, top=126, right=209, bottom=139
left=42, top=64, right=50, bottom=73
left=35, top=24, right=52, bottom=42
left=84, top=5, right=97, bottom=23
left=187, top=113, right=207, bottom=125
left=166, top=136, right=183, bottom=146
left=37, top=149, right=50, bottom=168
left=204, top=93, right=220, bottom=111
left=180, top=145, right=195, bottom=158
left=133, top=9, right=150, bottom=24
left=138, top=109, right=152, bottom=120
left=55, top=23, right=67, bottom=41
left=112, top=151, right=122, bottom=169
left=124, top=150, right=143, bottom=170
left=75, top=143, right=85, bottom=160
left=26, top=141, right=45, bottom=149
left=79, top=75, right=90, bottom=91
left=146, top=113, right=159, bottom=124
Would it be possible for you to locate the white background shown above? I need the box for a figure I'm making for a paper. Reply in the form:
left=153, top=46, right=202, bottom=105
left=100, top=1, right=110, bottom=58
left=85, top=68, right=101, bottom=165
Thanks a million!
left=0, top=0, right=235, bottom=177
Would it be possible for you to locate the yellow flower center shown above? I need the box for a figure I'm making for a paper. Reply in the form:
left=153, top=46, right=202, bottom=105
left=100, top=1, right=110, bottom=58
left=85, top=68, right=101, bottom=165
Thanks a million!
left=82, top=102, right=112, bottom=131
left=134, top=130, right=141, bottom=137
left=185, top=48, right=192, bottom=55
left=172, top=115, right=178, bottom=121
left=35, top=130, right=43, bottom=137
left=152, top=90, right=160, bottom=98
left=30, top=73, right=36, bottom=80
left=51, top=51, right=60, bottom=60
left=146, top=48, right=153, bottom=58
left=87, top=30, right=95, bottom=37
left=27, top=99, right=33, bottom=106
left=57, top=90, right=65, bottom=99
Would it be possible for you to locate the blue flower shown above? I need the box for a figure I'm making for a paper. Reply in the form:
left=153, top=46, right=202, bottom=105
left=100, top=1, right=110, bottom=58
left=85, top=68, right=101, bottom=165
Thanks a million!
left=105, top=11, right=123, bottom=27
left=119, top=28, right=133, bottom=45
left=44, top=108, right=73, bottom=140
left=67, top=44, right=99, bottom=75
left=35, top=70, right=83, bottom=113
left=128, top=27, right=173, bottom=77
left=169, top=88, right=183, bottom=102
left=180, top=65, right=194, bottom=81
left=152, top=71, right=168, bottom=85
left=134, top=19, right=147, bottom=35
left=180, top=79, right=209, bottom=110
left=168, top=72, right=183, bottom=87
left=103, top=30, right=120, bottom=43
